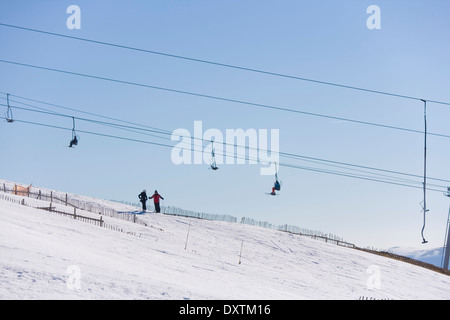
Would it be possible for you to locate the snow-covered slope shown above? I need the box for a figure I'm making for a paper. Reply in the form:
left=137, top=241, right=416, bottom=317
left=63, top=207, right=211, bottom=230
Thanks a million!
left=388, top=246, right=445, bottom=269
left=1, top=191, right=449, bottom=300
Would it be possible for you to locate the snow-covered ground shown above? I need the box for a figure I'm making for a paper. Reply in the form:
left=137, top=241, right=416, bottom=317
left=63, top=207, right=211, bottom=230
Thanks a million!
left=388, top=246, right=446, bottom=269
left=0, top=184, right=449, bottom=300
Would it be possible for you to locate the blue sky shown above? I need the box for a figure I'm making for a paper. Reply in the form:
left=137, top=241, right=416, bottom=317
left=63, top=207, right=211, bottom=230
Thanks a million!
left=1, top=0, right=449, bottom=250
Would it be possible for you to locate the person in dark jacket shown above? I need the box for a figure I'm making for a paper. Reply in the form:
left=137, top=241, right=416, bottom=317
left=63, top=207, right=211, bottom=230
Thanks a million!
left=271, top=180, right=281, bottom=195
left=150, top=190, right=164, bottom=213
left=138, top=190, right=148, bottom=211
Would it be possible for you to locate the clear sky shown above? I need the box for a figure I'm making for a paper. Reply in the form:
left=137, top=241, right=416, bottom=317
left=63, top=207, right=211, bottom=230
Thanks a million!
left=1, top=0, right=449, bottom=250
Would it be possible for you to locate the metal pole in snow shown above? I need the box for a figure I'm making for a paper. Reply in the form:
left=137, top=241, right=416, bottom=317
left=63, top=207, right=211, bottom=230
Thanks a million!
left=443, top=189, right=450, bottom=270
left=443, top=206, right=450, bottom=270
left=239, top=240, right=243, bottom=264
left=184, top=223, right=191, bottom=250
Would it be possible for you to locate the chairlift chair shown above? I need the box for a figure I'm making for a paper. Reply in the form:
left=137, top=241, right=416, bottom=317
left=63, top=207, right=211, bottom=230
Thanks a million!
left=69, top=117, right=79, bottom=147
left=6, top=94, right=14, bottom=123
left=269, top=162, right=281, bottom=195
left=209, top=140, right=219, bottom=170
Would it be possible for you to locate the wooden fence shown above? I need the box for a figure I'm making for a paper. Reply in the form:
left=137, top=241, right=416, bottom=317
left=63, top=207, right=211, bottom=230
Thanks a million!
left=4, top=183, right=70, bottom=205
left=354, top=247, right=450, bottom=276
left=2, top=183, right=449, bottom=275
left=36, top=203, right=104, bottom=227
left=0, top=193, right=104, bottom=227
left=0, top=192, right=143, bottom=238
left=2, top=183, right=119, bottom=216
left=358, top=296, right=393, bottom=300
left=5, top=186, right=158, bottom=230
left=163, top=205, right=237, bottom=223
left=1, top=184, right=354, bottom=247
left=240, top=217, right=356, bottom=248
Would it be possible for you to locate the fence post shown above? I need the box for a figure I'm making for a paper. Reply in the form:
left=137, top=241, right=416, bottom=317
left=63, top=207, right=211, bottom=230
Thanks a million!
left=185, top=223, right=191, bottom=250
left=38, top=190, right=41, bottom=200
left=50, top=191, right=53, bottom=203
left=239, top=240, right=244, bottom=265
left=65, top=194, right=68, bottom=206
left=74, top=207, right=77, bottom=219
left=100, top=216, right=103, bottom=227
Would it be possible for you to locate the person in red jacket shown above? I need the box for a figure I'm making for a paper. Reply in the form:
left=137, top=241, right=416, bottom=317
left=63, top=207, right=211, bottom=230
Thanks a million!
left=150, top=190, right=164, bottom=213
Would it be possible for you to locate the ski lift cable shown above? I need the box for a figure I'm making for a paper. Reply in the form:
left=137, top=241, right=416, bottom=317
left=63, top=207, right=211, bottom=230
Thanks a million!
left=1, top=103, right=172, bottom=141
left=3, top=100, right=450, bottom=187
left=1, top=22, right=450, bottom=107
left=285, top=155, right=448, bottom=188
left=0, top=93, right=172, bottom=135
left=0, top=115, right=443, bottom=194
left=280, top=161, right=445, bottom=193
left=6, top=100, right=450, bottom=182
left=0, top=116, right=174, bottom=150
left=4, top=97, right=450, bottom=185
left=1, top=92, right=450, bottom=142
left=1, top=60, right=450, bottom=140
left=4, top=98, right=450, bottom=187
left=1, top=115, right=447, bottom=194
left=3, top=94, right=445, bottom=188
left=2, top=100, right=173, bottom=137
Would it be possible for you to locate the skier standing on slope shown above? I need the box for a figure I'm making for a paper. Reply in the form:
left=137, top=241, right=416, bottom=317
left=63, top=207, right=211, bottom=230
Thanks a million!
left=138, top=189, right=148, bottom=211
left=150, top=190, right=164, bottom=213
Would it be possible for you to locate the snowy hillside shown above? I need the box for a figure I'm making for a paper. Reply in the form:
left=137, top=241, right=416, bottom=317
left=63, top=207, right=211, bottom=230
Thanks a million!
left=1, top=186, right=449, bottom=300
left=388, top=246, right=445, bottom=269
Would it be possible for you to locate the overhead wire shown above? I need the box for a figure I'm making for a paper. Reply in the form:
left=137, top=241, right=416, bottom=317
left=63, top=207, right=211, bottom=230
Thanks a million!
left=2, top=26, right=449, bottom=177
left=2, top=99, right=449, bottom=193
left=1, top=22, right=450, bottom=107
left=0, top=91, right=172, bottom=136
left=1, top=60, right=450, bottom=140
left=2, top=95, right=450, bottom=187
left=5, top=94, right=450, bottom=190
left=0, top=114, right=446, bottom=194
left=1, top=22, right=448, bottom=244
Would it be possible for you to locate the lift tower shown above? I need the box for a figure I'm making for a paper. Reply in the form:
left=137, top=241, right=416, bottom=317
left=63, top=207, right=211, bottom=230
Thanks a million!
left=442, top=187, right=450, bottom=270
